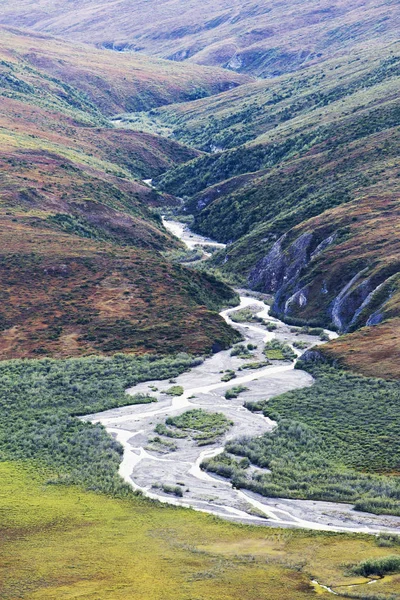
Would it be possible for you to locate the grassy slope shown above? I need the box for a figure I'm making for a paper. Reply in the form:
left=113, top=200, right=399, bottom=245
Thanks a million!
left=4, top=462, right=400, bottom=600
left=0, top=28, right=242, bottom=358
left=149, top=42, right=400, bottom=377
left=0, top=0, right=398, bottom=78
left=0, top=27, right=249, bottom=114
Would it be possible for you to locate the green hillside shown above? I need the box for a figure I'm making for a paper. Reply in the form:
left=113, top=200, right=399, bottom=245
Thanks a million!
left=139, top=41, right=400, bottom=376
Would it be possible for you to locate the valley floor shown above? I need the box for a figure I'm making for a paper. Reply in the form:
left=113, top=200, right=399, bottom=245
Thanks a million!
left=84, top=221, right=400, bottom=535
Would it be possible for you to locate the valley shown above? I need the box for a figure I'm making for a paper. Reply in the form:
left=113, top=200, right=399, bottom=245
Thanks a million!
left=0, top=3, right=399, bottom=598
left=85, top=220, right=400, bottom=533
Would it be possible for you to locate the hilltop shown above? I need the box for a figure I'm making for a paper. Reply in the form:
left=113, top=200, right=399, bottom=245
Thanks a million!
left=0, top=0, right=398, bottom=78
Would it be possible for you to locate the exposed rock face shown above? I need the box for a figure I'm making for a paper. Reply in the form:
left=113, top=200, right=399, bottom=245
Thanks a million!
left=248, top=232, right=313, bottom=293
left=248, top=230, right=393, bottom=332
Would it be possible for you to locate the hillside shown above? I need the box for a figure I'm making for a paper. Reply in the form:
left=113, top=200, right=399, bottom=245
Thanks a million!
left=0, top=0, right=398, bottom=78
left=135, top=41, right=400, bottom=376
left=0, top=28, right=242, bottom=358
left=0, top=27, right=248, bottom=114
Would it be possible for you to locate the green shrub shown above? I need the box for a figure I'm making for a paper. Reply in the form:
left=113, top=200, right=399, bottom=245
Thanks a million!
left=263, top=340, right=296, bottom=361
left=230, top=344, right=251, bottom=357
left=164, top=385, right=184, bottom=396
left=238, top=361, right=270, bottom=371
left=221, top=370, right=236, bottom=382
left=162, top=484, right=183, bottom=497
left=225, top=385, right=248, bottom=399
left=351, top=556, right=400, bottom=577
left=164, top=409, right=233, bottom=445
left=230, top=309, right=256, bottom=323
left=203, top=365, right=400, bottom=515
left=293, top=341, right=308, bottom=350
left=130, top=393, right=158, bottom=404
left=0, top=353, right=200, bottom=497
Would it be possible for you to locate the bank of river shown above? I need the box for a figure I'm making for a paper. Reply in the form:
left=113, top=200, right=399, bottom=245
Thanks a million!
left=83, top=220, right=400, bottom=535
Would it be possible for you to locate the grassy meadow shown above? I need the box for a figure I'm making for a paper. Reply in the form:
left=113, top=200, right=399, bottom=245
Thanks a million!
left=2, top=461, right=400, bottom=600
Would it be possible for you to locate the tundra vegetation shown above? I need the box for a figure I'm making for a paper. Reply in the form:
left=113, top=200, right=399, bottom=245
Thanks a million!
left=203, top=363, right=400, bottom=515
left=158, top=408, right=233, bottom=445
left=0, top=7, right=399, bottom=600
left=9, top=0, right=397, bottom=80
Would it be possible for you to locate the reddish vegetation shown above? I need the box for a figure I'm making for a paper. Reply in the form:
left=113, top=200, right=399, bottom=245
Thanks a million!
left=0, top=220, right=238, bottom=359
left=321, top=319, right=400, bottom=380
left=0, top=28, right=241, bottom=359
left=0, top=27, right=249, bottom=114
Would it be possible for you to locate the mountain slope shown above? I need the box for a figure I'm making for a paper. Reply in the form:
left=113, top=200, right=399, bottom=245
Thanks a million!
left=145, top=41, right=400, bottom=377
left=0, top=28, right=241, bottom=358
left=0, top=0, right=398, bottom=77
left=0, top=27, right=248, bottom=114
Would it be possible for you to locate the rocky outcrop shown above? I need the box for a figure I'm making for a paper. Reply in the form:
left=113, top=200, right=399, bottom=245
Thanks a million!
left=248, top=229, right=395, bottom=333
left=248, top=232, right=313, bottom=293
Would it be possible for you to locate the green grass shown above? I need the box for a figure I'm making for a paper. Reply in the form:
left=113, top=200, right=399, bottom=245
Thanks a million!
left=203, top=364, right=400, bottom=515
left=163, top=408, right=233, bottom=445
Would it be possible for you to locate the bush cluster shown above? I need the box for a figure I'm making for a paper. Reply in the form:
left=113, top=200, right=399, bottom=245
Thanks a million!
left=0, top=353, right=200, bottom=496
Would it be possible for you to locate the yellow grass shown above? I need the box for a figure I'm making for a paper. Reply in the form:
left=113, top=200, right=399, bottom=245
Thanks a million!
left=1, top=462, right=400, bottom=599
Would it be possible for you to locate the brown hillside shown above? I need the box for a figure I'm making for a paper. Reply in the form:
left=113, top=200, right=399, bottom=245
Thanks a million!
left=0, top=219, right=239, bottom=359
left=0, top=0, right=398, bottom=77
left=0, top=28, right=241, bottom=358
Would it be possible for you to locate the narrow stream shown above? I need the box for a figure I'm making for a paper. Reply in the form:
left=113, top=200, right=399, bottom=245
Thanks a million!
left=83, top=219, right=400, bottom=536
